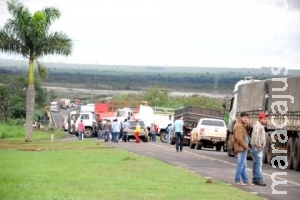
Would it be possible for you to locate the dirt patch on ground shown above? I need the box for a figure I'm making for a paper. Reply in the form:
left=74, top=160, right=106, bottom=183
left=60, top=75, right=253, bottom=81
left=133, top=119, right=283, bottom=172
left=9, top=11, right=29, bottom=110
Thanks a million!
left=0, top=140, right=115, bottom=151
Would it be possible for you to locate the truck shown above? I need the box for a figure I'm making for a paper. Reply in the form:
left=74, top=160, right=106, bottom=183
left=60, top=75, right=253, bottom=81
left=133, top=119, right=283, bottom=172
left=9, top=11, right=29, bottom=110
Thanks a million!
left=67, top=101, right=143, bottom=137
left=68, top=110, right=98, bottom=138
left=59, top=99, right=71, bottom=109
left=225, top=76, right=300, bottom=171
left=170, top=106, right=224, bottom=146
left=50, top=101, right=59, bottom=112
left=111, top=105, right=174, bottom=142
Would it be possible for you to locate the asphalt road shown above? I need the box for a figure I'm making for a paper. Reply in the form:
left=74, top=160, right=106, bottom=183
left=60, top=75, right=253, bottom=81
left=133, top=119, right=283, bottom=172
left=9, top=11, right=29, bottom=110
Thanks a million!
left=104, top=140, right=300, bottom=200
left=52, top=110, right=300, bottom=200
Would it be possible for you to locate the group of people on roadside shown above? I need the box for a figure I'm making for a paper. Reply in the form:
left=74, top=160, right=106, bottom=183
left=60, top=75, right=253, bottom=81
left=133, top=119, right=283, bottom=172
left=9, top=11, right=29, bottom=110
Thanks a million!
left=96, top=118, right=132, bottom=143
left=233, top=111, right=267, bottom=186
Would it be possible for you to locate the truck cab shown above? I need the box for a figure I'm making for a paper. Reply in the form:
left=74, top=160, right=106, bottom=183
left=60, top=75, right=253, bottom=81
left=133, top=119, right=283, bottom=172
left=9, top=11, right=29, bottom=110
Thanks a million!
left=68, top=110, right=98, bottom=138
left=226, top=77, right=261, bottom=156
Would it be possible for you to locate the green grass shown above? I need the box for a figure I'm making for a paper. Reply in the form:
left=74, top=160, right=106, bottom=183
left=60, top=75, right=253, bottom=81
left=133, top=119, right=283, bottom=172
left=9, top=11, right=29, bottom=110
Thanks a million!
left=0, top=140, right=262, bottom=200
left=0, top=123, right=65, bottom=140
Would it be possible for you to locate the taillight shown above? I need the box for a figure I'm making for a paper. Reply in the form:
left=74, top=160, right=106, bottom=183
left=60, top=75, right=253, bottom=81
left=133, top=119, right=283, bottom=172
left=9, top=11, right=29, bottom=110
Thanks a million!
left=200, top=128, right=204, bottom=135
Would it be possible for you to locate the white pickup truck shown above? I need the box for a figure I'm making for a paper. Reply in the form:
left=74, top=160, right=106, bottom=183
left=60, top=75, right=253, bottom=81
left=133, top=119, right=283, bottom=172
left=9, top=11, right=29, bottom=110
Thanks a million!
left=189, top=118, right=227, bottom=151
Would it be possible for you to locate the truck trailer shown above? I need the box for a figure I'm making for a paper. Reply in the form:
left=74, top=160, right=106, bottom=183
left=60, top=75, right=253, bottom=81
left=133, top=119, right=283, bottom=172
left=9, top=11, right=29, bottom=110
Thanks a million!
left=226, top=76, right=300, bottom=171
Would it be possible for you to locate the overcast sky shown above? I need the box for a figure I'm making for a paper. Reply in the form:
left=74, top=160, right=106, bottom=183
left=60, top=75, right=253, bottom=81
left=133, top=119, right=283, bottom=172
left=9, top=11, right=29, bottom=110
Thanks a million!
left=0, top=0, right=299, bottom=69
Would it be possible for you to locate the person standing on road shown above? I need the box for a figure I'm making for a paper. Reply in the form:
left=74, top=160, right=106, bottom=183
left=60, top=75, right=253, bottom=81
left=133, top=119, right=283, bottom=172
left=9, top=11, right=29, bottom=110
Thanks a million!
left=149, top=123, right=154, bottom=142
left=77, top=120, right=85, bottom=140
left=102, top=119, right=111, bottom=142
left=166, top=123, right=172, bottom=144
left=97, top=119, right=103, bottom=140
left=134, top=120, right=141, bottom=143
left=122, top=119, right=131, bottom=142
left=112, top=119, right=121, bottom=143
left=250, top=112, right=267, bottom=186
left=174, top=116, right=184, bottom=152
left=151, top=123, right=158, bottom=142
left=233, top=112, right=252, bottom=186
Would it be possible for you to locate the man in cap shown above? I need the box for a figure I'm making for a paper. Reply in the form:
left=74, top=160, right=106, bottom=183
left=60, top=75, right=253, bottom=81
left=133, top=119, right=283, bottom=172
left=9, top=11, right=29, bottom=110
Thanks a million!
left=233, top=112, right=251, bottom=186
left=250, top=112, right=268, bottom=186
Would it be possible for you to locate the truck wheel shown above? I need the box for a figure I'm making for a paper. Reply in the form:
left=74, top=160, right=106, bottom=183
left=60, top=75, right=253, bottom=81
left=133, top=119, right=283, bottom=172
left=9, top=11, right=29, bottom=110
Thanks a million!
left=84, top=128, right=93, bottom=138
left=216, top=145, right=221, bottom=152
left=223, top=143, right=227, bottom=152
left=190, top=140, right=196, bottom=149
left=292, top=138, right=300, bottom=171
left=287, top=137, right=295, bottom=169
left=142, top=136, right=149, bottom=143
left=227, top=135, right=234, bottom=157
left=160, top=133, right=166, bottom=143
left=262, top=147, right=267, bottom=164
left=266, top=145, right=272, bottom=165
left=196, top=141, right=202, bottom=150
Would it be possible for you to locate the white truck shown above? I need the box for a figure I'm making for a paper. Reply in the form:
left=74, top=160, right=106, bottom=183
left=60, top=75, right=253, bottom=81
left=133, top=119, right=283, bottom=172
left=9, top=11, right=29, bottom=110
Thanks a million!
left=105, top=105, right=173, bottom=142
left=50, top=101, right=59, bottom=112
left=68, top=110, right=98, bottom=138
left=190, top=118, right=227, bottom=151
left=225, top=76, right=300, bottom=171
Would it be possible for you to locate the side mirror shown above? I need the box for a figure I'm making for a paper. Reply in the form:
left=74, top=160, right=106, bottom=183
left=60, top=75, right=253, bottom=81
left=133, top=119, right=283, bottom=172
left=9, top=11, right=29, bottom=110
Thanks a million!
left=222, top=98, right=226, bottom=110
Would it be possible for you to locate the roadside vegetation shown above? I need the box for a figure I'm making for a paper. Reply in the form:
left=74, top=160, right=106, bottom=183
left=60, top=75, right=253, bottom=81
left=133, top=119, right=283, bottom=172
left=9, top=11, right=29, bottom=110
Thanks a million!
left=0, top=139, right=262, bottom=200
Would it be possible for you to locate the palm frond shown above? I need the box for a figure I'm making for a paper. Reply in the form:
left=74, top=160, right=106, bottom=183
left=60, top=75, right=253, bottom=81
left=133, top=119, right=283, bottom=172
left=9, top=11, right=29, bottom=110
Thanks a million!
left=7, top=0, right=31, bottom=22
left=38, top=31, right=73, bottom=56
left=0, top=29, right=29, bottom=57
left=42, top=7, right=61, bottom=29
left=36, top=60, right=47, bottom=79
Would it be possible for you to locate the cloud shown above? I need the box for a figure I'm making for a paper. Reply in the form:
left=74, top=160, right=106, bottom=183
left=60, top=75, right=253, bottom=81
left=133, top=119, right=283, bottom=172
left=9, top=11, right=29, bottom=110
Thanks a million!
left=0, top=0, right=299, bottom=69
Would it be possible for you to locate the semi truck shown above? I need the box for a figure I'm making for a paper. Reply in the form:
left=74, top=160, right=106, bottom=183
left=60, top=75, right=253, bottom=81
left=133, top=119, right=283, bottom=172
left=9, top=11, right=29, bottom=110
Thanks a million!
left=170, top=106, right=224, bottom=146
left=225, top=76, right=300, bottom=171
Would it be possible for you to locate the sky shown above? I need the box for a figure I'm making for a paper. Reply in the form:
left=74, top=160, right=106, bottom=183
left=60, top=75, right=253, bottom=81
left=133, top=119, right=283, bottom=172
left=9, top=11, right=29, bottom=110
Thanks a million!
left=0, top=0, right=299, bottom=69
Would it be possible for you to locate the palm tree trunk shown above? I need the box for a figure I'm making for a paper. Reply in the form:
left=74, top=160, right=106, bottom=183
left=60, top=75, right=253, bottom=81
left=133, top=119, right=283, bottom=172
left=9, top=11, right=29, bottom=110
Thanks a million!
left=25, top=60, right=35, bottom=142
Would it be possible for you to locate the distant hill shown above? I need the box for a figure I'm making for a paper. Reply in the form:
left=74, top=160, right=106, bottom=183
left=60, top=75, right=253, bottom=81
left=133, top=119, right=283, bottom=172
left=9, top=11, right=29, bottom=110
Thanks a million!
left=1, top=59, right=299, bottom=93
left=1, top=59, right=299, bottom=76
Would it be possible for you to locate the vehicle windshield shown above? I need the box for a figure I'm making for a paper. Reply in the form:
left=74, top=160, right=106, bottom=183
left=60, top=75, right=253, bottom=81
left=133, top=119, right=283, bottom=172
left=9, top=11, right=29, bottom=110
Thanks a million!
left=129, top=121, right=145, bottom=127
left=116, top=110, right=126, bottom=117
left=201, top=120, right=225, bottom=127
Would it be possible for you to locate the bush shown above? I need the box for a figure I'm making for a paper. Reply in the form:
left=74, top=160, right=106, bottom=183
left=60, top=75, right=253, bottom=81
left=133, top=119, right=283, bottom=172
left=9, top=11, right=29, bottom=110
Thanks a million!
left=0, top=123, right=24, bottom=139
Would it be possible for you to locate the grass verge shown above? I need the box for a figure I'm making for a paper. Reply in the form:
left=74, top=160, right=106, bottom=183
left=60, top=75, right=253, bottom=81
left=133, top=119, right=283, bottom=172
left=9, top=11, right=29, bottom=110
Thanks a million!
left=0, top=139, right=262, bottom=200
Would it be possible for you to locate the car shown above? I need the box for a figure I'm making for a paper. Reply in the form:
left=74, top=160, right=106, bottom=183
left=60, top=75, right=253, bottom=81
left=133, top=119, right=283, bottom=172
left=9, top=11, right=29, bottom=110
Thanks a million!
left=189, top=118, right=227, bottom=151
left=125, top=120, right=149, bottom=142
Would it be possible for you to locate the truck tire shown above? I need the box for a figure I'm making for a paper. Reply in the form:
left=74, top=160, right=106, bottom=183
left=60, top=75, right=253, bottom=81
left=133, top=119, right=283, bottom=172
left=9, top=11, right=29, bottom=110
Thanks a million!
left=84, top=128, right=93, bottom=138
left=262, top=146, right=267, bottom=164
left=170, top=139, right=175, bottom=145
left=190, top=140, right=196, bottom=149
left=227, top=135, right=234, bottom=157
left=196, top=141, right=202, bottom=150
left=287, top=137, right=295, bottom=169
left=160, top=133, right=166, bottom=143
left=142, top=136, right=149, bottom=143
left=216, top=145, right=222, bottom=152
left=292, top=138, right=300, bottom=171
left=223, top=142, right=227, bottom=152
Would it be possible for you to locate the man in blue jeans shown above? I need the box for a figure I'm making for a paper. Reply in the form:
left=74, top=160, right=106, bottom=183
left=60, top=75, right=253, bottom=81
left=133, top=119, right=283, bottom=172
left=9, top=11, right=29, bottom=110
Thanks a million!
left=173, top=116, right=184, bottom=152
left=250, top=112, right=267, bottom=186
left=233, top=112, right=252, bottom=186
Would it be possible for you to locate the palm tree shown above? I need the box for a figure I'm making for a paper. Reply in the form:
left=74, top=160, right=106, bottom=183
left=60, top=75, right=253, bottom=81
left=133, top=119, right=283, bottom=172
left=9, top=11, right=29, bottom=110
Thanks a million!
left=0, top=0, right=72, bottom=142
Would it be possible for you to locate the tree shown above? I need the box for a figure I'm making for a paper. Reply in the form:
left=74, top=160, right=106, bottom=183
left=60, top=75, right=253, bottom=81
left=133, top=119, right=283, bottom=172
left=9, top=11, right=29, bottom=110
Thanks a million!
left=0, top=0, right=72, bottom=141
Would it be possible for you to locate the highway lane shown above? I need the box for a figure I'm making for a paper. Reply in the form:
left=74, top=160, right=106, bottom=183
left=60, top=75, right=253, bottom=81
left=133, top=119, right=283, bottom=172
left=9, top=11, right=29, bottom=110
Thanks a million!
left=104, top=140, right=300, bottom=200
left=51, top=109, right=69, bottom=129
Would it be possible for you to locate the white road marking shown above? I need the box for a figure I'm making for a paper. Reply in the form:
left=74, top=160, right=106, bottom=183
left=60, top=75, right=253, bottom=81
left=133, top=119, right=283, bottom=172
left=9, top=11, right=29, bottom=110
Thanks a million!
left=148, top=143, right=300, bottom=187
